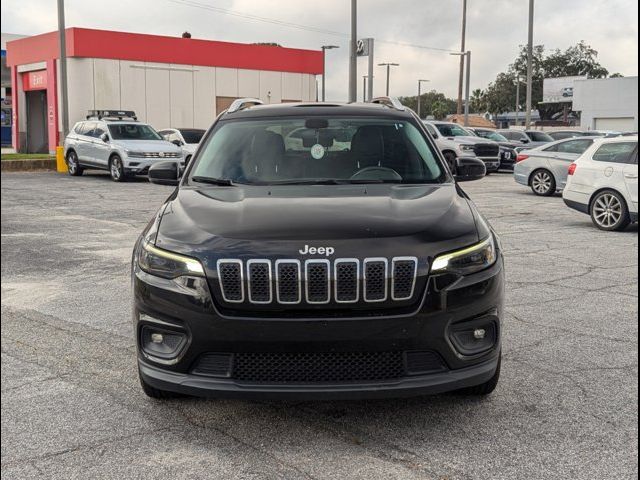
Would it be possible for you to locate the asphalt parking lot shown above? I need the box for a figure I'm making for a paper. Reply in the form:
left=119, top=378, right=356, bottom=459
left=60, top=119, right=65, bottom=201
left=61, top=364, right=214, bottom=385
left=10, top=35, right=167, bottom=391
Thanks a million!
left=1, top=171, right=638, bottom=480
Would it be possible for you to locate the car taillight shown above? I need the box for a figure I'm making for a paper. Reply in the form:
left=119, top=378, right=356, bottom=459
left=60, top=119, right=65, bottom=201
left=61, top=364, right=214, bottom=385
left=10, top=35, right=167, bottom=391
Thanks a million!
left=568, top=163, right=577, bottom=175
left=516, top=154, right=529, bottom=163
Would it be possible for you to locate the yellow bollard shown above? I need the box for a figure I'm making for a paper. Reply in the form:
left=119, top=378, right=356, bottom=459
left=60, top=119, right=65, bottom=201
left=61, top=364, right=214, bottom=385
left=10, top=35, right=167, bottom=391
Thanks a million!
left=56, top=146, right=68, bottom=173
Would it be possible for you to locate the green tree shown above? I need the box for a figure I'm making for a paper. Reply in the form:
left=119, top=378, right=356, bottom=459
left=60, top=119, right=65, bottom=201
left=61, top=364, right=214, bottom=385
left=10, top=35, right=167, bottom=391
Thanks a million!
left=399, top=90, right=457, bottom=119
left=469, top=89, right=485, bottom=113
left=482, top=41, right=609, bottom=118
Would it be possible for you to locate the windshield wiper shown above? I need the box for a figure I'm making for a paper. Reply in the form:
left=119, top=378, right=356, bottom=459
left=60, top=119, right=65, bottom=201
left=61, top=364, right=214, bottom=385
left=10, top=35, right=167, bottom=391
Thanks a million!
left=191, top=176, right=235, bottom=186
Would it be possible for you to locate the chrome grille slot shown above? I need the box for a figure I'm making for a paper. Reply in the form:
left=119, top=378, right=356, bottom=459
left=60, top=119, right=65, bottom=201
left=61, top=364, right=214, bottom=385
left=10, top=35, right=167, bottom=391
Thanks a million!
left=217, top=260, right=244, bottom=303
left=364, top=258, right=388, bottom=302
left=276, top=260, right=301, bottom=304
left=305, top=260, right=330, bottom=304
left=216, top=256, right=418, bottom=306
left=334, top=259, right=359, bottom=303
left=392, top=257, right=418, bottom=300
left=247, top=260, right=272, bottom=304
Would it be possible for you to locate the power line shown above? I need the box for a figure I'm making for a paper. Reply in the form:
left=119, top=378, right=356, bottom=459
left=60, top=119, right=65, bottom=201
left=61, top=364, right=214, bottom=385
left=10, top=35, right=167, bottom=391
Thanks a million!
left=168, top=0, right=456, bottom=53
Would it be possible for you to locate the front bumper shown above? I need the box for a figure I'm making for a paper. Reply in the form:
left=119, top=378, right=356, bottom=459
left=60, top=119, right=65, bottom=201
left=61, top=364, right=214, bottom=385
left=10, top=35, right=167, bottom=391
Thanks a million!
left=125, top=158, right=184, bottom=175
left=478, top=157, right=500, bottom=172
left=133, top=257, right=504, bottom=399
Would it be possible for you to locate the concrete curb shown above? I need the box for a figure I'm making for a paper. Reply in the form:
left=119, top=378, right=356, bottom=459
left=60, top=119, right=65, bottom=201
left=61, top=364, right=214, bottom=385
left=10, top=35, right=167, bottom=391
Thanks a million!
left=1, top=158, right=57, bottom=172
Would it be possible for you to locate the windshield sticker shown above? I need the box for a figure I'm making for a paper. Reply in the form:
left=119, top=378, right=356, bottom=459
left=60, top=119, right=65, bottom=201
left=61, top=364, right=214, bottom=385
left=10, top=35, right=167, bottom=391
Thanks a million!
left=310, top=144, right=325, bottom=160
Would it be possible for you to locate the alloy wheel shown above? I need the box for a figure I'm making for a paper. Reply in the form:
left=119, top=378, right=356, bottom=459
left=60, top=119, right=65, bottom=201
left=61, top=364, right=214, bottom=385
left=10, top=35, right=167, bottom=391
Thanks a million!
left=532, top=171, right=552, bottom=195
left=68, top=153, right=77, bottom=174
left=593, top=193, right=623, bottom=229
left=111, top=158, right=122, bottom=181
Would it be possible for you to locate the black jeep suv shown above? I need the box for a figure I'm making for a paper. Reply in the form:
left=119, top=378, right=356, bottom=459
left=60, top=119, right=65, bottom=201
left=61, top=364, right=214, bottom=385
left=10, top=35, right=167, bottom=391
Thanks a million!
left=132, top=98, right=504, bottom=400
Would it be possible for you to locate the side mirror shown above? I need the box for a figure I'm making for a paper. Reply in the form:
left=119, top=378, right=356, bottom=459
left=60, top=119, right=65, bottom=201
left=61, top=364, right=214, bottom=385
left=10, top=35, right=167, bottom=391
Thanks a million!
left=149, top=161, right=181, bottom=186
left=171, top=139, right=183, bottom=147
left=100, top=133, right=109, bottom=142
left=455, top=157, right=486, bottom=182
left=521, top=138, right=530, bottom=144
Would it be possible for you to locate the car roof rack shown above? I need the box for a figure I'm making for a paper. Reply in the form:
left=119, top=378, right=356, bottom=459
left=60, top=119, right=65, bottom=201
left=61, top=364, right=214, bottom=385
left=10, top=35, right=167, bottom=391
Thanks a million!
left=86, top=110, right=138, bottom=121
left=370, top=96, right=405, bottom=111
left=226, top=98, right=264, bottom=114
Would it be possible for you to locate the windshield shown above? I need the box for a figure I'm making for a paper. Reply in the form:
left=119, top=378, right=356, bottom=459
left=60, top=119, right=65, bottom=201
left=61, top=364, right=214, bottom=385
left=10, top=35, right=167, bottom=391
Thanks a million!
left=434, top=123, right=472, bottom=137
left=526, top=131, right=554, bottom=142
left=475, top=130, right=508, bottom=142
left=180, top=129, right=205, bottom=144
left=108, top=124, right=163, bottom=140
left=190, top=117, right=446, bottom=185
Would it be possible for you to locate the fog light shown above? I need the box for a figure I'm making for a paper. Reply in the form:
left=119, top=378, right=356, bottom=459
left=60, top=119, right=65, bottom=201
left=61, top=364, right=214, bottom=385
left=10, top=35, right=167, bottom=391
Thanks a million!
left=449, top=320, right=497, bottom=356
left=473, top=328, right=486, bottom=340
left=140, top=325, right=187, bottom=361
left=151, top=333, right=164, bottom=344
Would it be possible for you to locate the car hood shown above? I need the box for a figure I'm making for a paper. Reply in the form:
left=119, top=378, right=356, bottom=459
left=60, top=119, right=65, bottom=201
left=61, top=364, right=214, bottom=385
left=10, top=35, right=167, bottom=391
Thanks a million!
left=495, top=141, right=520, bottom=149
left=154, top=183, right=481, bottom=264
left=112, top=139, right=181, bottom=153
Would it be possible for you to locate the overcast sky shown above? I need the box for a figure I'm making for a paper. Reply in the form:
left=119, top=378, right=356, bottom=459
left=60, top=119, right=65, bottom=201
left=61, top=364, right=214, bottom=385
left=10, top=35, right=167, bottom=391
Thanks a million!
left=2, top=0, right=638, bottom=101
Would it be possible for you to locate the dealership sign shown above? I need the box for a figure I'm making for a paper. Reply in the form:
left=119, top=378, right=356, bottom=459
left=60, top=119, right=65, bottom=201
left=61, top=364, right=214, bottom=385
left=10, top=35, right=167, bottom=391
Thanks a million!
left=22, top=70, right=48, bottom=91
left=543, top=76, right=586, bottom=103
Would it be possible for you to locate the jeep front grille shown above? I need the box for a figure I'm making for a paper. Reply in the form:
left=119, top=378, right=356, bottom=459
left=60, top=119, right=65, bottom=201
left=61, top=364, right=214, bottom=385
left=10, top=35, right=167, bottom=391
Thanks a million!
left=216, top=257, right=419, bottom=306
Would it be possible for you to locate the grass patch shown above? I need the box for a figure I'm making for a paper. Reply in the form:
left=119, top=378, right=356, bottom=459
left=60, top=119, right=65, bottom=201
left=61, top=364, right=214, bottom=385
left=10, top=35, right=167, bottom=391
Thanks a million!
left=1, top=153, right=55, bottom=161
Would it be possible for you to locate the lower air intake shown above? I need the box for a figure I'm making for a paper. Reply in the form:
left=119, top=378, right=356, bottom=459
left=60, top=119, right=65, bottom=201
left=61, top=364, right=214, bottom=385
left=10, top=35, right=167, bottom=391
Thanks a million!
left=233, top=351, right=405, bottom=383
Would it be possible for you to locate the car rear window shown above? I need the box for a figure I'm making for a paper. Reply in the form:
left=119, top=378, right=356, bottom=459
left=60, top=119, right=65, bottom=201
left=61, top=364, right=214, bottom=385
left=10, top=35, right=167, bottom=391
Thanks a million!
left=190, top=117, right=446, bottom=185
left=179, top=129, right=206, bottom=144
left=592, top=142, right=638, bottom=164
left=527, top=131, right=554, bottom=142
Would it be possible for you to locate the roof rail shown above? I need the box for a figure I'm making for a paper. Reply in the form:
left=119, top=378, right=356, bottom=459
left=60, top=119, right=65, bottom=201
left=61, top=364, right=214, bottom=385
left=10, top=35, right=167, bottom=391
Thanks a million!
left=227, top=98, right=264, bottom=114
left=370, top=96, right=405, bottom=111
left=87, top=110, right=137, bottom=121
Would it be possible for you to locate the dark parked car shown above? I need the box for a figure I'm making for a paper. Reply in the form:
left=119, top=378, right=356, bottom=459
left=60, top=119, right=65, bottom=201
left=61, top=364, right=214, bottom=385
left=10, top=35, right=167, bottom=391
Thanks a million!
left=133, top=97, right=504, bottom=401
left=466, top=127, right=519, bottom=171
left=498, top=129, right=554, bottom=150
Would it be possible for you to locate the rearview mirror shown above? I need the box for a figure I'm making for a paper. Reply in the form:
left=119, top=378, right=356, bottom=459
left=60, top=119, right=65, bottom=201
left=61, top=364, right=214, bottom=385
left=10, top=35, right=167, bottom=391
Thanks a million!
left=455, top=157, right=486, bottom=182
left=149, top=161, right=181, bottom=186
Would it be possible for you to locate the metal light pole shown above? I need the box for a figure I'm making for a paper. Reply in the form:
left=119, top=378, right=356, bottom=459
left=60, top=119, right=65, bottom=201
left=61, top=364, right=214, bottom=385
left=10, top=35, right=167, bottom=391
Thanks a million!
left=525, top=0, right=534, bottom=128
left=57, top=0, right=69, bottom=139
left=417, top=79, right=430, bottom=118
left=321, top=45, right=339, bottom=102
left=378, top=63, right=399, bottom=96
left=514, top=76, right=524, bottom=126
left=451, top=51, right=471, bottom=126
left=456, top=0, right=467, bottom=115
left=348, top=0, right=357, bottom=102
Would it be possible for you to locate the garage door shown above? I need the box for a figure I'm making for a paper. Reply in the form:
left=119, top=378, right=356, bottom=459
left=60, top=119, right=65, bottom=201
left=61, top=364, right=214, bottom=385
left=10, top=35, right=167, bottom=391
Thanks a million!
left=594, top=117, right=636, bottom=132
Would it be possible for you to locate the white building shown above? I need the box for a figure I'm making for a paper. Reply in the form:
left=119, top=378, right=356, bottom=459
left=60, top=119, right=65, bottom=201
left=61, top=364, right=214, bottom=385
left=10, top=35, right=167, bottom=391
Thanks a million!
left=573, top=76, right=638, bottom=132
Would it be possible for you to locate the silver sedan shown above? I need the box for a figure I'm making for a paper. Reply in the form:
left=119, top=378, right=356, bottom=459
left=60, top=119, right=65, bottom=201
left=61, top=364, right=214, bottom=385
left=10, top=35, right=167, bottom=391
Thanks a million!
left=513, top=137, right=599, bottom=196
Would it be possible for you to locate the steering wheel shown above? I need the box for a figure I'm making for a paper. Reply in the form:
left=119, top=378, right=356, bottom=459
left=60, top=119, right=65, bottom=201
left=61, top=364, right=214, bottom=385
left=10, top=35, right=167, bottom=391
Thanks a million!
left=349, top=166, right=402, bottom=182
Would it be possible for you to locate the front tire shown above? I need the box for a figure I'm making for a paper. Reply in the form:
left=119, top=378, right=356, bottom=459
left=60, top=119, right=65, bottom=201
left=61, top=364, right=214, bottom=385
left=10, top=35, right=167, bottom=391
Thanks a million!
left=138, top=369, right=182, bottom=399
left=530, top=169, right=556, bottom=196
left=443, top=151, right=458, bottom=176
left=66, top=151, right=83, bottom=176
left=109, top=155, right=127, bottom=182
left=458, top=353, right=501, bottom=396
left=590, top=190, right=631, bottom=231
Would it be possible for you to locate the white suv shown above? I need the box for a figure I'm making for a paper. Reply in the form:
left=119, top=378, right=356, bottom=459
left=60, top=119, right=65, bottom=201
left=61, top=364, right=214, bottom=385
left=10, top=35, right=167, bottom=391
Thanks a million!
left=423, top=121, right=500, bottom=174
left=64, top=111, right=182, bottom=182
left=563, top=136, right=638, bottom=231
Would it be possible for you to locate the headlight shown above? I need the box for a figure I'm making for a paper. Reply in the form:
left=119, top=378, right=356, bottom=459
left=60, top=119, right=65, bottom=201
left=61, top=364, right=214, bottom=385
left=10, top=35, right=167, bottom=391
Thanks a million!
left=138, top=241, right=205, bottom=279
left=459, top=144, right=475, bottom=152
left=431, top=236, right=497, bottom=276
